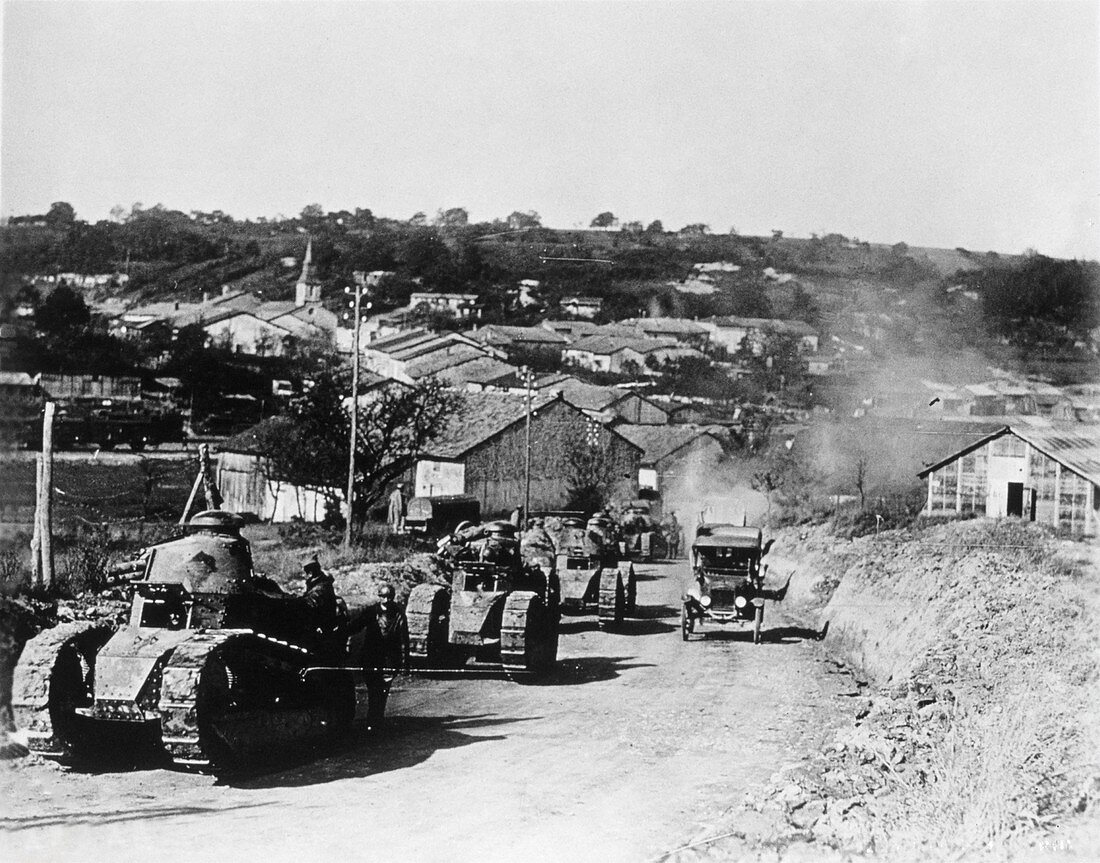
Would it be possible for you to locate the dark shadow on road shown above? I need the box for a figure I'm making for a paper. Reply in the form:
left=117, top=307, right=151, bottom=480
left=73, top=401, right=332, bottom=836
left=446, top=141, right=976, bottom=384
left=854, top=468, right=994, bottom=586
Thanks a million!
left=633, top=603, right=679, bottom=620
left=0, top=802, right=274, bottom=832
left=613, top=619, right=677, bottom=637
left=224, top=712, right=535, bottom=789
left=535, top=655, right=654, bottom=687
left=686, top=623, right=827, bottom=644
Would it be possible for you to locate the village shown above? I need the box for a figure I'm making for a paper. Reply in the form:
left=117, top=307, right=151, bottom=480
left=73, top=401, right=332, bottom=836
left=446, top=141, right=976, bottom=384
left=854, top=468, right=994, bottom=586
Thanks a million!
left=2, top=225, right=1098, bottom=540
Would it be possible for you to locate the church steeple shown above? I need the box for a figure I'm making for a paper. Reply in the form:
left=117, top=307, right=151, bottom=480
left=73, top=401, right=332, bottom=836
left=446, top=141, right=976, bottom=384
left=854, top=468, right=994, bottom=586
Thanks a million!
left=295, top=237, right=320, bottom=306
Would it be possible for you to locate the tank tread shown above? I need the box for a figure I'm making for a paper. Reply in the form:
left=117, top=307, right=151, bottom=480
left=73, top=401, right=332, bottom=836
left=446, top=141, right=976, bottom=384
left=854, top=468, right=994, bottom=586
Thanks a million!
left=157, top=631, right=241, bottom=768
left=406, top=584, right=449, bottom=662
left=597, top=569, right=624, bottom=629
left=12, top=621, right=116, bottom=756
left=157, top=631, right=352, bottom=772
left=500, top=591, right=537, bottom=674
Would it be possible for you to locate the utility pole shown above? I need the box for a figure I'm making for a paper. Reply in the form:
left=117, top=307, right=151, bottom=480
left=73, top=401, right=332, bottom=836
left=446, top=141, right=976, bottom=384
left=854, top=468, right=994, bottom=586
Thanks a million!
left=31, top=401, right=56, bottom=590
left=344, top=281, right=363, bottom=548
left=523, top=365, right=533, bottom=533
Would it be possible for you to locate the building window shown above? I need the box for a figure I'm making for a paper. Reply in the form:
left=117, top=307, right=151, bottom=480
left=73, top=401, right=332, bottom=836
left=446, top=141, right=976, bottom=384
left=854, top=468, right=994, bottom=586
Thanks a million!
left=930, top=465, right=958, bottom=512
left=991, top=434, right=1027, bottom=458
left=959, top=449, right=987, bottom=515
left=1029, top=448, right=1058, bottom=503
left=1059, top=469, right=1090, bottom=533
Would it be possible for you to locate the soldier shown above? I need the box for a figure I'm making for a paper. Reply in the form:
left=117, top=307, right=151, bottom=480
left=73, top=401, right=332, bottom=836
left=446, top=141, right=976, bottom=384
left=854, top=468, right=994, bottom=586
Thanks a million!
left=387, top=482, right=407, bottom=533
left=664, top=511, right=683, bottom=559
left=362, top=583, right=408, bottom=725
left=298, top=554, right=346, bottom=660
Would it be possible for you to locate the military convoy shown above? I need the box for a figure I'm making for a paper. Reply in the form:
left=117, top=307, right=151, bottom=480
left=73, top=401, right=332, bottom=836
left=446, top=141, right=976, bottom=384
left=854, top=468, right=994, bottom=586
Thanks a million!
left=406, top=521, right=560, bottom=679
left=10, top=495, right=788, bottom=774
left=12, top=511, right=386, bottom=772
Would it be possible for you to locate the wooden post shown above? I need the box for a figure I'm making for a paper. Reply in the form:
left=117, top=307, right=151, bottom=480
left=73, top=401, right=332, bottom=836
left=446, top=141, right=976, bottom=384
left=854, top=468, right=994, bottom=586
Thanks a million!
left=179, top=468, right=204, bottom=525
left=32, top=402, right=56, bottom=590
left=199, top=443, right=222, bottom=510
left=345, top=281, right=362, bottom=549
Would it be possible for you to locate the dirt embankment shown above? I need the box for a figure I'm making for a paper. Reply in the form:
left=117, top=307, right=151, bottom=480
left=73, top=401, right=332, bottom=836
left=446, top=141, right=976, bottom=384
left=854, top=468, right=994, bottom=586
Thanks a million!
left=727, top=519, right=1100, bottom=861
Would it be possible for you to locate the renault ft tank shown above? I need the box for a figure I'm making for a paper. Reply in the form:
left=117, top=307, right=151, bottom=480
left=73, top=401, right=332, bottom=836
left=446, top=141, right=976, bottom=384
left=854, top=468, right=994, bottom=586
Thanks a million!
left=548, top=515, right=635, bottom=629
left=12, top=511, right=378, bottom=771
left=407, top=521, right=558, bottom=680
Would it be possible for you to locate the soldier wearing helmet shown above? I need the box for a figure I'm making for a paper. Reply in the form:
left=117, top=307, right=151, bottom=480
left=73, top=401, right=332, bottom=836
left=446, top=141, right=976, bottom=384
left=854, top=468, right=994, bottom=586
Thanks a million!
left=298, top=554, right=346, bottom=659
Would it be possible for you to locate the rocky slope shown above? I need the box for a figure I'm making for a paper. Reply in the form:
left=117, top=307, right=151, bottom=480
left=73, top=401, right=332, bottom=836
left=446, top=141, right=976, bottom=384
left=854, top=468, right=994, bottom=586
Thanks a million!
left=704, top=519, right=1100, bottom=861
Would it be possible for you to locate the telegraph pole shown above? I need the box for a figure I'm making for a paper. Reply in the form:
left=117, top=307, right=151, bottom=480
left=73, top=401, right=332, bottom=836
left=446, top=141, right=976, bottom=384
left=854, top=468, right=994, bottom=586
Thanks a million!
left=522, top=365, right=533, bottom=532
left=344, top=281, right=363, bottom=548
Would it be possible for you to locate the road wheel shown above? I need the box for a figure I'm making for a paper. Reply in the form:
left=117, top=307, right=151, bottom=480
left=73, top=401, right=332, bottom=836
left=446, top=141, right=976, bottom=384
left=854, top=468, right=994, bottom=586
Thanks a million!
left=753, top=605, right=764, bottom=644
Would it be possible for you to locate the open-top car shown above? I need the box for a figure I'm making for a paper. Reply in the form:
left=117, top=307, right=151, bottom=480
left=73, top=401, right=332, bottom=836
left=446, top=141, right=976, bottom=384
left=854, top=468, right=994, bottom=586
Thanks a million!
left=682, top=523, right=777, bottom=644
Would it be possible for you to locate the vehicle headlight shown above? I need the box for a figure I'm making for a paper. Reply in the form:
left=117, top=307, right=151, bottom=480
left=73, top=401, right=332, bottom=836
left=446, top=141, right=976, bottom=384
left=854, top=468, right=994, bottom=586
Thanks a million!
left=700, top=595, right=712, bottom=608
left=734, top=595, right=747, bottom=609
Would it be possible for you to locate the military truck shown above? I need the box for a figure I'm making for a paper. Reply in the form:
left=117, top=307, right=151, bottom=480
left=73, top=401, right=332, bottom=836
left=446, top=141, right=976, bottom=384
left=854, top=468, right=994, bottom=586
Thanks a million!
left=404, top=494, right=481, bottom=539
left=12, top=511, right=385, bottom=771
left=681, top=524, right=778, bottom=644
left=407, top=521, right=559, bottom=679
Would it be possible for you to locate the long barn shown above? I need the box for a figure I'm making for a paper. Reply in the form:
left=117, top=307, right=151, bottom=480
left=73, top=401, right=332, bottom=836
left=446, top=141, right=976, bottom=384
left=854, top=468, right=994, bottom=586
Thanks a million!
left=414, top=391, right=641, bottom=517
left=917, top=422, right=1099, bottom=536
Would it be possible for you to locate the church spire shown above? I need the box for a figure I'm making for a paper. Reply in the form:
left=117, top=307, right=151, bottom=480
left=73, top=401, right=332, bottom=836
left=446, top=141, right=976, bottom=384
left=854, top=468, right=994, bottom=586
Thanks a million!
left=296, top=236, right=320, bottom=305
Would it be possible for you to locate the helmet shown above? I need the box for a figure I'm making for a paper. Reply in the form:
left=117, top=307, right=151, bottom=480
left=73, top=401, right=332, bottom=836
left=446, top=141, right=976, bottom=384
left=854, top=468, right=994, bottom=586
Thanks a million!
left=484, top=520, right=517, bottom=538
left=187, top=510, right=243, bottom=535
left=378, top=584, right=395, bottom=601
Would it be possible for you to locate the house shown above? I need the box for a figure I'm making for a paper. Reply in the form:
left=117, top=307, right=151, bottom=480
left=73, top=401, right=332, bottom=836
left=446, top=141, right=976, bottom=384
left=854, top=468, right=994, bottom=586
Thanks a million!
left=620, top=317, right=711, bottom=349
left=616, top=424, right=727, bottom=505
left=358, top=328, right=503, bottom=383
left=201, top=310, right=299, bottom=357
left=563, top=335, right=703, bottom=375
left=553, top=378, right=670, bottom=425
left=470, top=325, right=567, bottom=361
left=560, top=296, right=603, bottom=319
left=700, top=317, right=819, bottom=354
left=433, top=356, right=519, bottom=391
left=542, top=320, right=600, bottom=343
left=414, top=391, right=641, bottom=516
left=917, top=422, right=1100, bottom=536
left=518, top=279, right=541, bottom=307
left=409, top=292, right=481, bottom=319
left=217, top=418, right=335, bottom=523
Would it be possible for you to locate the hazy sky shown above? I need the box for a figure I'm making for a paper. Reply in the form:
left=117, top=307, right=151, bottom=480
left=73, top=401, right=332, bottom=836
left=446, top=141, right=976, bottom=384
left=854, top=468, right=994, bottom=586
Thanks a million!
left=2, top=1, right=1097, bottom=258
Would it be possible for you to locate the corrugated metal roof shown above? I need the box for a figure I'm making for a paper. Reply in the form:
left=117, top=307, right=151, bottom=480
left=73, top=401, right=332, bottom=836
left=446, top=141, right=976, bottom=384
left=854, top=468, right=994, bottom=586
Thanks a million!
left=917, top=422, right=1100, bottom=486
left=1011, top=423, right=1100, bottom=486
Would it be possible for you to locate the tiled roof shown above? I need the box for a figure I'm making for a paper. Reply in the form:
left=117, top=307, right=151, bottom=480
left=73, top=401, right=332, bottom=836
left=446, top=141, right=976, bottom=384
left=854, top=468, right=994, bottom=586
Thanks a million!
left=705, top=316, right=817, bottom=336
left=615, top=424, right=724, bottom=464
left=567, top=334, right=682, bottom=356
left=474, top=325, right=567, bottom=346
left=405, top=344, right=494, bottom=380
left=422, top=391, right=561, bottom=459
left=553, top=379, right=622, bottom=411
left=623, top=317, right=709, bottom=336
left=433, top=356, right=518, bottom=386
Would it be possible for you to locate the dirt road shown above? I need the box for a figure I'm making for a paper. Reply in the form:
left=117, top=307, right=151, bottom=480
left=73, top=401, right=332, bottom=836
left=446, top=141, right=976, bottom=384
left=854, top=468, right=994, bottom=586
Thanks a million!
left=2, top=561, right=853, bottom=863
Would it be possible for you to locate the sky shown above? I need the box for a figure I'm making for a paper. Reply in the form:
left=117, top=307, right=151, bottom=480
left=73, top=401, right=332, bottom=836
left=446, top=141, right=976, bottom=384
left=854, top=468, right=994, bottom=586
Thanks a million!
left=2, top=1, right=1098, bottom=258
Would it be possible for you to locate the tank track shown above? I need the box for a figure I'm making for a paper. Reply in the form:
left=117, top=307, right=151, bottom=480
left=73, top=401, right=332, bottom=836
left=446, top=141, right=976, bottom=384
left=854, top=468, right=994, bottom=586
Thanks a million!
left=597, top=568, right=624, bottom=629
left=500, top=591, right=555, bottom=679
left=620, top=563, right=637, bottom=615
left=406, top=584, right=449, bottom=664
left=157, top=632, right=351, bottom=771
left=11, top=621, right=116, bottom=756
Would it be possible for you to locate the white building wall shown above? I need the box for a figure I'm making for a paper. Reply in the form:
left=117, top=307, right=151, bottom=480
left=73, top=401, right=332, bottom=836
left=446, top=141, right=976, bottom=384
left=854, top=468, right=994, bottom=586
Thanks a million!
left=415, top=459, right=466, bottom=497
left=985, top=452, right=1027, bottom=517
